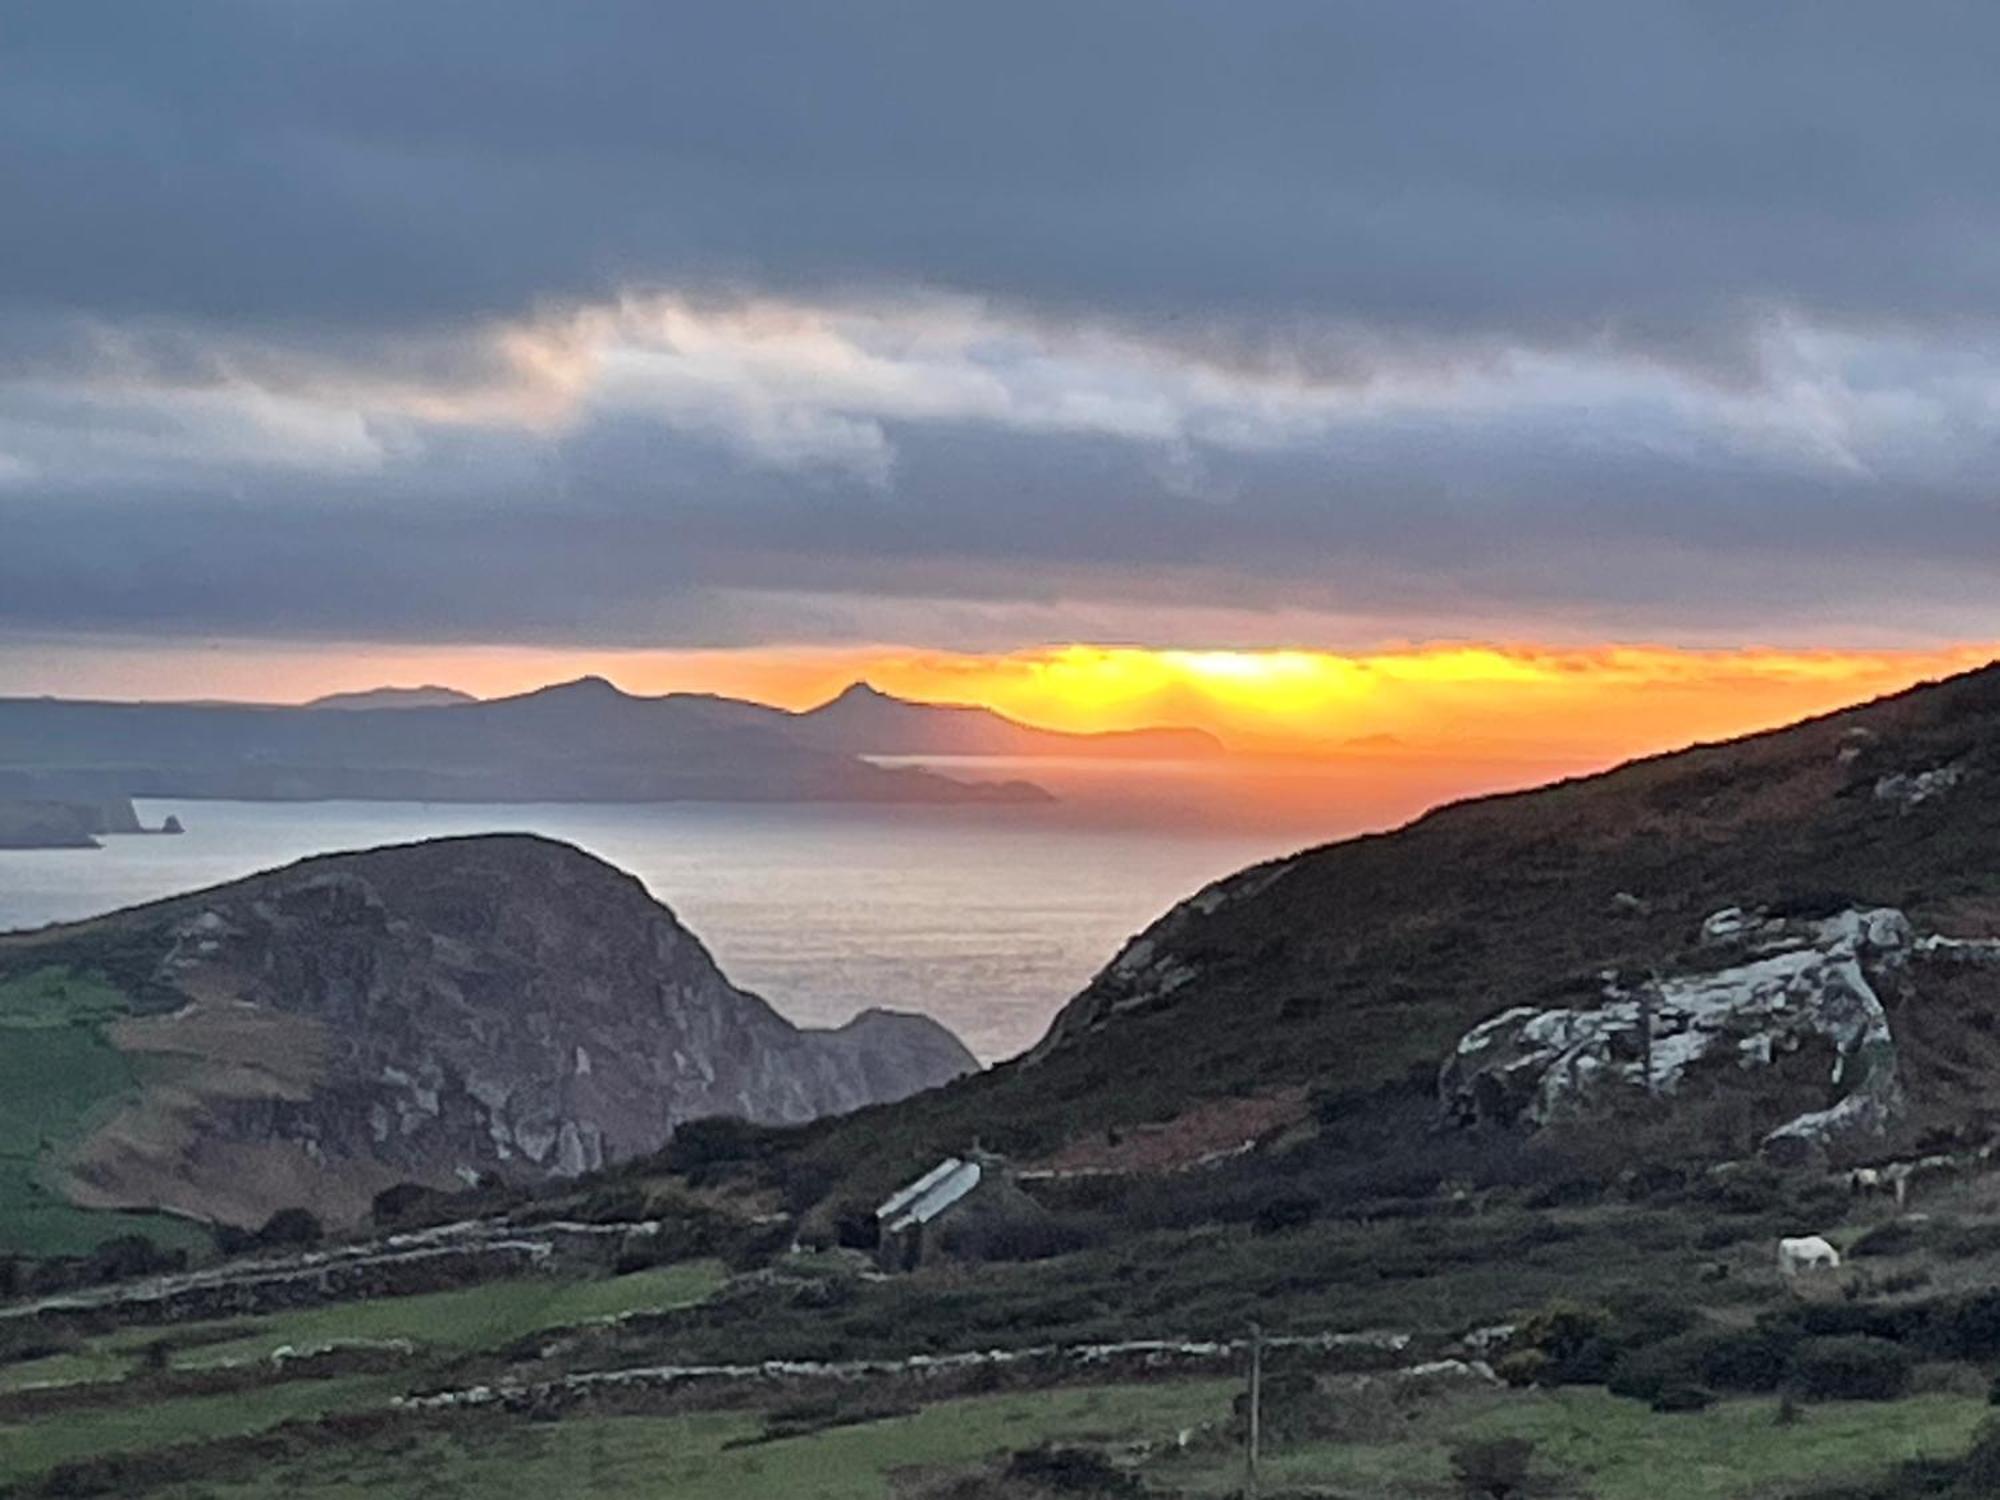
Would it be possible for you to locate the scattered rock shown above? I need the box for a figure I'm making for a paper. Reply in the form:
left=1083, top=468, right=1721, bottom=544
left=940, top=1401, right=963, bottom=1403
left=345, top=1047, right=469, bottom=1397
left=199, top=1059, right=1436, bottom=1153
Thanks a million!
left=1874, top=763, right=1966, bottom=809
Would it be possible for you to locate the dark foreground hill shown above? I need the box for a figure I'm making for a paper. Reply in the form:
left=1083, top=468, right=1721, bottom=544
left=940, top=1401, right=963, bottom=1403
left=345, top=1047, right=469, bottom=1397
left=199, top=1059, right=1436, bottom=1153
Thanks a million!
left=801, top=660, right=2000, bottom=1193
left=0, top=836, right=974, bottom=1242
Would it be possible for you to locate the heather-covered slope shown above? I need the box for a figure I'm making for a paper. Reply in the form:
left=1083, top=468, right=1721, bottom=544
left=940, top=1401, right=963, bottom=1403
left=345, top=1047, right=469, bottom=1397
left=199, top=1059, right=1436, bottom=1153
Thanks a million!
left=805, top=661, right=2000, bottom=1189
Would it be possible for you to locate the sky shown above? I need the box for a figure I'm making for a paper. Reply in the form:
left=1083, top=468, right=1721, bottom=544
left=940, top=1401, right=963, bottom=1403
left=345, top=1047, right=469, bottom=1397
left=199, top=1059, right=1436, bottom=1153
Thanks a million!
left=7, top=4, right=2000, bottom=772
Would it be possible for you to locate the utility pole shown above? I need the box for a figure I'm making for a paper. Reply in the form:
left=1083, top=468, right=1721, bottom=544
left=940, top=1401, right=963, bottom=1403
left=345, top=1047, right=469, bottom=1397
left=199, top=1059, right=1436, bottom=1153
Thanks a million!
left=1640, top=969, right=1662, bottom=1097
left=1245, top=1320, right=1263, bottom=1498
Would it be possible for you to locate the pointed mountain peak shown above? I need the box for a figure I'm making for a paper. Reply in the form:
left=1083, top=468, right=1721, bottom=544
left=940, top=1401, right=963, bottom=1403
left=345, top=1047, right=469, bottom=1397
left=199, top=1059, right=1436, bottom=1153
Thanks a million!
left=834, top=680, right=895, bottom=703
left=503, top=674, right=634, bottom=707
left=551, top=674, right=626, bottom=697
left=810, top=680, right=914, bottom=715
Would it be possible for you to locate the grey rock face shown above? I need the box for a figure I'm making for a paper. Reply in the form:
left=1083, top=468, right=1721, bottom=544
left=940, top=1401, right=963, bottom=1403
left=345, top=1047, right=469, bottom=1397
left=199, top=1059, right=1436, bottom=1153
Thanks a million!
left=1439, top=906, right=1925, bottom=1161
left=127, top=836, right=976, bottom=1213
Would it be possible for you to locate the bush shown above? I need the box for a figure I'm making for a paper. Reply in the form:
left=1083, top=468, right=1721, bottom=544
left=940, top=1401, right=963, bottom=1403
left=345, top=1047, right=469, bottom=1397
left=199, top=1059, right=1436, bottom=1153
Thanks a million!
left=1791, top=1336, right=1912, bottom=1401
left=1609, top=1328, right=1792, bottom=1402
left=1002, top=1445, right=1141, bottom=1496
left=1250, top=1190, right=1319, bottom=1236
left=1511, top=1300, right=1616, bottom=1386
left=940, top=1214, right=1106, bottom=1264
left=1924, top=1417, right=2000, bottom=1499
left=1603, top=1288, right=1701, bottom=1348
left=255, top=1207, right=323, bottom=1248
left=1927, top=1290, right=2000, bottom=1361
left=1850, top=1219, right=1924, bottom=1258
left=1450, top=1436, right=1536, bottom=1499
left=369, top=1181, right=439, bottom=1227
left=1650, top=1382, right=1716, bottom=1413
left=664, top=1116, right=795, bottom=1182
left=1703, top=1163, right=1786, bottom=1215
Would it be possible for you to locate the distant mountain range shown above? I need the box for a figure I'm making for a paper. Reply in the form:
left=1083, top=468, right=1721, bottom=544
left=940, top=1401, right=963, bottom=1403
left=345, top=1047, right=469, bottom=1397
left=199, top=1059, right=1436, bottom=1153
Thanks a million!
left=790, top=681, right=1224, bottom=759
left=0, top=678, right=1220, bottom=810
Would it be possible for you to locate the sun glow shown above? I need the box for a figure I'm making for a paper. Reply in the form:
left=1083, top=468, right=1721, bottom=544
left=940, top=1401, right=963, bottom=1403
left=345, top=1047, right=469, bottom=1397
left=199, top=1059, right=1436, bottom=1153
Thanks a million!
left=10, top=638, right=1997, bottom=779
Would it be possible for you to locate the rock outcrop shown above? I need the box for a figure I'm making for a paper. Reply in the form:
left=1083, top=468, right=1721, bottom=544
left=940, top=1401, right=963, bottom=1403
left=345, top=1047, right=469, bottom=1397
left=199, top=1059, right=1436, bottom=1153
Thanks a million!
left=15, top=835, right=976, bottom=1227
left=1436, top=903, right=2000, bottom=1164
left=1439, top=906, right=1924, bottom=1160
left=0, top=795, right=149, bottom=848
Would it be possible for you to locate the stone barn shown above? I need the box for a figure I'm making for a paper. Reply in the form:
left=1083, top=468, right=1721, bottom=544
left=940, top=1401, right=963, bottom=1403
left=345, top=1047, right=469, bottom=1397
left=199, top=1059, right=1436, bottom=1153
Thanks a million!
left=874, top=1152, right=1043, bottom=1270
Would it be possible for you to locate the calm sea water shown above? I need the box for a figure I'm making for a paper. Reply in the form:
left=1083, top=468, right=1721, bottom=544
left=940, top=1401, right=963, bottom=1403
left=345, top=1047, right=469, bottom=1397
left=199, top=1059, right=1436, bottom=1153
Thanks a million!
left=0, top=787, right=1301, bottom=1063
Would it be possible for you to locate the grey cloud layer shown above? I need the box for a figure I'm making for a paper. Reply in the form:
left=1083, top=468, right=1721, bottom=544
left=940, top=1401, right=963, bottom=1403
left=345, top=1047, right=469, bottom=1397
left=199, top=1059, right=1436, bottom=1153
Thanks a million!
left=5, top=2, right=2000, bottom=646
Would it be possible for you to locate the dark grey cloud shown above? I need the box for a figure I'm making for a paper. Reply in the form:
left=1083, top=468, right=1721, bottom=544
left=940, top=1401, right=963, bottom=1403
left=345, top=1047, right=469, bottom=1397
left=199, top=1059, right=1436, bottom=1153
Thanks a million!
left=7, top=2, right=2000, bottom=354
left=6, top=3, right=2000, bottom=650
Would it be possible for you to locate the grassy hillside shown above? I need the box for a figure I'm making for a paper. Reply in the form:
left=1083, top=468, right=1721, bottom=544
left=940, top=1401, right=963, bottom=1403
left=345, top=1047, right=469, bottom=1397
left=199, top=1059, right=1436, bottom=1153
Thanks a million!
left=0, top=968, right=206, bottom=1257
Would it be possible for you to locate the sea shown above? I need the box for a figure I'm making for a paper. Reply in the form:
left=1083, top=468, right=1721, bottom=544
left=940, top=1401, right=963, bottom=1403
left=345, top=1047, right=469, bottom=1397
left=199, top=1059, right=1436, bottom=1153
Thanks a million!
left=0, top=755, right=1558, bottom=1063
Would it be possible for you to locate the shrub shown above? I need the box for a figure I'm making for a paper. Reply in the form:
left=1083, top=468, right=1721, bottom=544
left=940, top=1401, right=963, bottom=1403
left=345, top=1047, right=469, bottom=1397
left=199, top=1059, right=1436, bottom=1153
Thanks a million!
left=1850, top=1219, right=1924, bottom=1258
left=1003, top=1445, right=1141, bottom=1496
left=369, top=1181, right=439, bottom=1227
left=663, top=1116, right=795, bottom=1182
left=1603, top=1288, right=1701, bottom=1348
left=1910, top=1361, right=1987, bottom=1399
left=1450, top=1436, right=1536, bottom=1499
left=1928, top=1290, right=2000, bottom=1361
left=1704, top=1163, right=1786, bottom=1215
left=1651, top=1382, right=1716, bottom=1413
left=1943, top=1223, right=2000, bottom=1260
left=940, top=1214, right=1105, bottom=1264
left=1955, top=1418, right=2000, bottom=1497
left=1609, top=1328, right=1793, bottom=1403
left=255, top=1207, right=323, bottom=1248
left=1250, top=1191, right=1318, bottom=1236
left=1512, top=1300, right=1616, bottom=1385
left=1791, top=1336, right=1912, bottom=1401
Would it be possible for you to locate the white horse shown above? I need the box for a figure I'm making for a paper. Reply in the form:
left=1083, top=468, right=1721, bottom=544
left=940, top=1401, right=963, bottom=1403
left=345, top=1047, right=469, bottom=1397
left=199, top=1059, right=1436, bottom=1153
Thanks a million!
left=1777, top=1235, right=1841, bottom=1278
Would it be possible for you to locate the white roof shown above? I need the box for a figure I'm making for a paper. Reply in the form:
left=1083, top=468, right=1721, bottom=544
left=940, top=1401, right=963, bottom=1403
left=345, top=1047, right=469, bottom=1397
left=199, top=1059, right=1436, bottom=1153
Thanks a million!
left=876, top=1157, right=983, bottom=1233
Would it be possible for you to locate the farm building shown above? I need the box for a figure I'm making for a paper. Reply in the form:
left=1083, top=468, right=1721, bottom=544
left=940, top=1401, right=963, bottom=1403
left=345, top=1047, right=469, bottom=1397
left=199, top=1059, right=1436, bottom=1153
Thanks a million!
left=873, top=1152, right=1042, bottom=1270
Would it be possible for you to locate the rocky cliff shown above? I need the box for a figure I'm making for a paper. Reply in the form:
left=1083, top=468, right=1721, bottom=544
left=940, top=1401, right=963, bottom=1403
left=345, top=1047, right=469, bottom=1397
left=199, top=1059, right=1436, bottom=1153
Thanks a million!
left=0, top=836, right=974, bottom=1228
left=0, top=795, right=148, bottom=848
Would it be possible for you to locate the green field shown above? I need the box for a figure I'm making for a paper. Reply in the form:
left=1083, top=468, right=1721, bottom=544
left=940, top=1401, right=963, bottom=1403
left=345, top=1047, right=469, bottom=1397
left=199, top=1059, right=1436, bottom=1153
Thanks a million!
left=123, top=1381, right=1238, bottom=1500
left=0, top=1374, right=397, bottom=1488
left=0, top=1260, right=731, bottom=1489
left=0, top=967, right=161, bottom=1257
left=163, top=1260, right=729, bottom=1369
left=8, top=1376, right=1987, bottom=1500
left=1164, top=1386, right=1989, bottom=1500
left=0, top=1261, right=728, bottom=1396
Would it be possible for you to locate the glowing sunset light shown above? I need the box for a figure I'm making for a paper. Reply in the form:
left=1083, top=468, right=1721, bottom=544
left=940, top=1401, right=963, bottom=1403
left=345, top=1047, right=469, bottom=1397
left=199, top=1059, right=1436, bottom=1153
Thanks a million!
left=12, top=638, right=1993, bottom=783
left=835, top=642, right=2000, bottom=764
